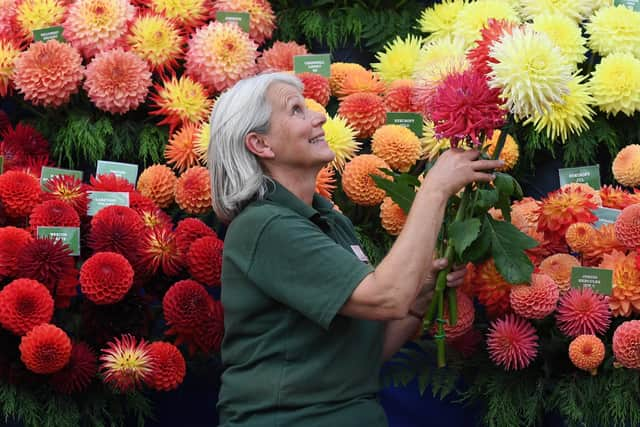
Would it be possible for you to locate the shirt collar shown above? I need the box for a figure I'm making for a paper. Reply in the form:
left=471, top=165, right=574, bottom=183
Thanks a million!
left=265, top=180, right=334, bottom=218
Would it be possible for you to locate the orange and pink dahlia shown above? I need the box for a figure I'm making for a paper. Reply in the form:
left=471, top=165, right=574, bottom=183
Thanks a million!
left=509, top=273, right=559, bottom=319
left=380, top=197, right=407, bottom=236
left=556, top=288, right=611, bottom=338
left=175, top=166, right=212, bottom=215
left=487, top=314, right=538, bottom=371
left=165, top=122, right=200, bottom=173
left=537, top=186, right=598, bottom=242
left=384, top=79, right=419, bottom=113
left=257, top=41, right=307, bottom=72
left=341, top=154, right=390, bottom=206
left=612, top=320, right=640, bottom=369
left=614, top=203, right=640, bottom=249
left=569, top=335, right=605, bottom=375
left=600, top=185, right=634, bottom=210
left=315, top=165, right=336, bottom=200
left=538, top=253, right=580, bottom=293
left=612, top=144, right=640, bottom=188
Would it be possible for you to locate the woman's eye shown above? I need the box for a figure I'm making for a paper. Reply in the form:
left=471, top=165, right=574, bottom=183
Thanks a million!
left=292, top=105, right=304, bottom=115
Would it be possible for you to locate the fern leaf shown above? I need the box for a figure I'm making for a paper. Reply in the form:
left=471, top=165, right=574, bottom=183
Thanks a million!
left=138, top=124, right=168, bottom=167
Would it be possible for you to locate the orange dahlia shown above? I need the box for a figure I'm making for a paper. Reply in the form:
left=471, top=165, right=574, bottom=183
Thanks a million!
left=371, top=124, right=422, bottom=172
left=315, top=165, right=336, bottom=200
left=613, top=320, right=640, bottom=369
left=136, top=164, right=176, bottom=209
left=510, top=197, right=541, bottom=234
left=0, top=170, right=40, bottom=218
left=298, top=72, right=330, bottom=107
left=600, top=250, right=640, bottom=317
left=483, top=129, right=519, bottom=172
left=80, top=252, right=134, bottom=304
left=127, top=13, right=183, bottom=76
left=329, top=62, right=367, bottom=96
left=0, top=278, right=53, bottom=335
left=185, top=21, right=258, bottom=93
left=384, top=79, right=419, bottom=113
left=337, top=68, right=386, bottom=99
left=561, top=182, right=602, bottom=206
left=565, top=222, right=597, bottom=254
left=214, top=0, right=275, bottom=45
left=380, top=197, right=407, bottom=236
left=556, top=288, right=611, bottom=338
left=0, top=226, right=33, bottom=278
left=13, top=40, right=83, bottom=108
left=600, top=185, right=634, bottom=210
left=99, top=334, right=152, bottom=391
left=147, top=0, right=208, bottom=29
left=0, top=37, right=20, bottom=97
left=41, top=175, right=89, bottom=217
left=509, top=273, right=559, bottom=319
left=16, top=0, right=66, bottom=40
left=145, top=341, right=185, bottom=391
left=257, top=41, right=307, bottom=72
left=569, top=335, right=605, bottom=375
left=174, top=218, right=216, bottom=256
left=337, top=93, right=387, bottom=139
left=28, top=199, right=80, bottom=235
left=150, top=76, right=213, bottom=133
left=187, top=236, right=223, bottom=286
left=537, top=186, right=598, bottom=242
left=584, top=223, right=627, bottom=266
left=165, top=122, right=200, bottom=173
left=19, top=323, right=72, bottom=374
left=472, top=258, right=512, bottom=319
left=487, top=314, right=538, bottom=371
left=612, top=144, right=640, bottom=187
left=341, top=154, right=390, bottom=206
left=50, top=342, right=97, bottom=394
left=141, top=227, right=182, bottom=276
left=175, top=166, right=212, bottom=215
left=615, top=203, right=640, bottom=249
left=539, top=254, right=580, bottom=293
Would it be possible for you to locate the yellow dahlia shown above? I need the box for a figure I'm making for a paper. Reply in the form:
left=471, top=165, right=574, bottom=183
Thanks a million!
left=13, top=40, right=83, bottom=108
left=489, top=27, right=572, bottom=120
left=214, top=0, right=276, bottom=45
left=599, top=250, right=640, bottom=317
left=372, top=34, right=423, bottom=84
left=150, top=76, right=213, bottom=133
left=414, top=35, right=468, bottom=74
left=590, top=53, right=640, bottom=117
left=0, top=37, right=20, bottom=97
left=453, top=0, right=520, bottom=48
left=305, top=98, right=327, bottom=117
left=165, top=122, right=200, bottom=173
left=519, top=0, right=594, bottom=22
left=380, top=197, right=407, bottom=236
left=336, top=68, right=386, bottom=99
left=127, top=13, right=183, bottom=76
left=612, top=144, right=640, bottom=187
left=586, top=5, right=640, bottom=58
left=63, top=0, right=135, bottom=59
left=417, top=0, right=466, bottom=41
left=531, top=13, right=587, bottom=67
left=137, top=164, right=176, bottom=209
left=371, top=124, right=421, bottom=173
left=148, top=0, right=209, bottom=29
left=16, top=0, right=66, bottom=40
left=193, top=120, right=211, bottom=165
left=323, top=115, right=359, bottom=172
left=341, top=154, right=390, bottom=206
left=420, top=120, right=451, bottom=161
left=258, top=41, right=307, bottom=73
left=185, top=21, right=258, bottom=93
left=483, top=130, right=519, bottom=171
left=565, top=222, right=597, bottom=253
left=526, top=74, right=595, bottom=143
left=315, top=165, right=336, bottom=200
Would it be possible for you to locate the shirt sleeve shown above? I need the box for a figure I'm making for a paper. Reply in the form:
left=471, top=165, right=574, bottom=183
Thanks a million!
left=245, top=214, right=373, bottom=330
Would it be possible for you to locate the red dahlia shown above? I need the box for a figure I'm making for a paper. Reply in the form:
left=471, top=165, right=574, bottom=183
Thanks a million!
left=0, top=123, right=49, bottom=171
left=28, top=199, right=81, bottom=234
left=88, top=205, right=146, bottom=264
left=19, top=323, right=72, bottom=374
left=0, top=170, right=41, bottom=218
left=186, top=236, right=224, bottom=286
left=88, top=173, right=135, bottom=192
left=0, top=226, right=33, bottom=278
left=50, top=342, right=97, bottom=394
left=145, top=341, right=186, bottom=391
left=174, top=218, right=216, bottom=256
left=467, top=19, right=516, bottom=76
left=141, top=227, right=182, bottom=276
left=0, top=278, right=54, bottom=335
left=41, top=175, right=89, bottom=217
left=80, top=252, right=134, bottom=305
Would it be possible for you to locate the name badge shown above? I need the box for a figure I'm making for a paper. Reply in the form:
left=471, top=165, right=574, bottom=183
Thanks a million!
left=351, top=245, right=369, bottom=263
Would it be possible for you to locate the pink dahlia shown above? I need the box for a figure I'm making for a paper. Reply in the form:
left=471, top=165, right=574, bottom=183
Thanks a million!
left=214, top=0, right=275, bottom=45
left=509, top=273, right=559, bottom=320
left=615, top=203, right=640, bottom=250
left=612, top=320, right=640, bottom=369
left=13, top=40, right=83, bottom=108
left=84, top=48, right=152, bottom=114
left=487, top=314, right=538, bottom=370
left=185, top=21, right=258, bottom=93
left=556, top=288, right=611, bottom=338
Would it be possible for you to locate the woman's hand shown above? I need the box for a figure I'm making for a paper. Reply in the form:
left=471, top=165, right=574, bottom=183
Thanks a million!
left=413, top=258, right=466, bottom=313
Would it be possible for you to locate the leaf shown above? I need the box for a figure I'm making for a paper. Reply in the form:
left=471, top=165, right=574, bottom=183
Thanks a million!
left=486, top=216, right=537, bottom=283
left=371, top=174, right=416, bottom=214
left=462, top=215, right=492, bottom=263
left=493, top=173, right=516, bottom=198
left=449, top=218, right=481, bottom=257
left=475, top=188, right=499, bottom=211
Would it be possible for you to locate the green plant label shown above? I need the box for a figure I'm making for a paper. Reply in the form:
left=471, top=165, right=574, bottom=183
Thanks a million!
left=87, top=191, right=130, bottom=216
left=37, top=226, right=80, bottom=256
left=40, top=166, right=83, bottom=191
left=0, top=156, right=3, bottom=174
left=558, top=165, right=601, bottom=190
left=592, top=207, right=621, bottom=229
left=96, top=160, right=138, bottom=185
left=570, top=266, right=613, bottom=295
left=614, top=0, right=640, bottom=11
left=33, top=26, right=65, bottom=42
left=386, top=112, right=423, bottom=138
left=215, top=11, right=250, bottom=32
left=293, top=54, right=331, bottom=77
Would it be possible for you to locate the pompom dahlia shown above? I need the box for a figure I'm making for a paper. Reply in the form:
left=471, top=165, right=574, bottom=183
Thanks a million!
left=0, top=37, right=20, bottom=97
left=556, top=288, right=611, bottom=338
left=185, top=21, right=258, bottom=93
left=466, top=18, right=516, bottom=76
left=28, top=200, right=81, bottom=235
left=600, top=185, right=634, bottom=210
left=141, top=227, right=182, bottom=276
left=586, top=5, right=640, bottom=59
left=509, top=273, right=559, bottom=319
left=192, top=300, right=225, bottom=354
left=336, top=69, right=386, bottom=99
left=341, top=154, right=390, bottom=206
left=13, top=40, right=83, bottom=108
left=589, top=53, right=640, bottom=117
left=19, top=323, right=72, bottom=374
left=612, top=144, right=640, bottom=187
left=0, top=278, right=53, bottom=336
left=84, top=48, right=151, bottom=114
left=487, top=314, right=538, bottom=371
left=379, top=197, right=407, bottom=236
left=615, top=204, right=640, bottom=249
left=50, top=342, right=97, bottom=394
left=323, top=115, right=359, bottom=172
left=187, top=236, right=223, bottom=286
left=214, top=0, right=276, bottom=45
left=372, top=34, right=423, bottom=83
left=163, top=280, right=211, bottom=332
left=0, top=226, right=33, bottom=278
left=315, top=165, right=336, bottom=200
left=80, top=252, right=134, bottom=304
left=537, top=186, right=598, bottom=241
left=100, top=334, right=152, bottom=391
left=16, top=0, right=66, bottom=39
left=174, top=218, right=216, bottom=256
left=337, top=93, right=386, bottom=139
left=165, top=122, right=200, bottom=173
left=472, top=258, right=512, bottom=319
left=329, top=62, right=367, bottom=96
left=519, top=0, right=594, bottom=23
left=613, top=320, right=640, bottom=369
left=257, top=41, right=307, bottom=73
left=175, top=166, right=212, bottom=215
left=148, top=0, right=208, bottom=29
left=371, top=124, right=422, bottom=172
left=453, top=0, right=520, bottom=47
left=145, top=341, right=185, bottom=391
left=569, top=335, right=605, bottom=375
left=150, top=76, right=212, bottom=133
left=599, top=250, right=640, bottom=317
left=565, top=222, right=597, bottom=253
left=0, top=170, right=40, bottom=218
left=298, top=72, right=330, bottom=107
left=532, top=13, right=587, bottom=67
left=482, top=130, right=519, bottom=172
left=489, top=27, right=572, bottom=120
left=539, top=254, right=580, bottom=293
left=88, top=205, right=146, bottom=263
left=384, top=79, right=419, bottom=113
left=136, top=164, right=176, bottom=209
left=417, top=0, right=465, bottom=41
left=127, top=13, right=183, bottom=76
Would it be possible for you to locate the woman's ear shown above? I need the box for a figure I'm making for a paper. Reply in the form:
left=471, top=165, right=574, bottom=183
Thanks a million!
left=245, top=132, right=275, bottom=159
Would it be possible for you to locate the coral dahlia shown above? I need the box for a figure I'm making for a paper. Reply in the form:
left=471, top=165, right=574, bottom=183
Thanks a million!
left=613, top=320, right=640, bottom=369
left=509, top=273, right=559, bottom=319
left=487, top=314, right=538, bottom=371
left=298, top=72, right=330, bottom=107
left=556, top=288, right=611, bottom=338
left=315, top=165, right=336, bottom=200
left=337, top=69, right=386, bottom=99
left=16, top=0, right=66, bottom=39
left=0, top=170, right=39, bottom=218
left=372, top=124, right=421, bottom=173
left=145, top=341, right=185, bottom=391
left=539, top=254, right=581, bottom=293
left=127, top=13, right=183, bottom=76
left=337, top=93, right=386, bottom=139
left=175, top=166, right=212, bottom=215
left=590, top=53, right=640, bottom=117
left=569, top=335, right=605, bottom=375
left=600, top=250, right=640, bottom=317
left=174, top=218, right=216, bottom=257
left=214, top=0, right=276, bottom=45
left=19, top=323, right=72, bottom=374
left=257, top=41, right=307, bottom=73
left=28, top=200, right=81, bottom=235
left=612, top=144, right=640, bottom=187
left=584, top=224, right=627, bottom=266
left=323, top=114, right=359, bottom=172
left=0, top=226, right=33, bottom=278
left=384, top=79, right=419, bottom=113
left=373, top=34, right=423, bottom=83
left=537, top=186, right=598, bottom=242
left=150, top=76, right=212, bottom=133
left=50, top=342, right=97, bottom=394
left=565, top=222, right=597, bottom=254
left=136, top=164, right=176, bottom=209
left=341, top=154, right=390, bottom=206
left=165, top=122, right=201, bottom=173
left=100, top=334, right=152, bottom=391
left=329, top=62, right=367, bottom=96
left=187, top=236, right=223, bottom=286
left=472, top=258, right=512, bottom=319
left=80, top=252, right=134, bottom=304
left=0, top=278, right=53, bottom=336
left=615, top=203, right=640, bottom=249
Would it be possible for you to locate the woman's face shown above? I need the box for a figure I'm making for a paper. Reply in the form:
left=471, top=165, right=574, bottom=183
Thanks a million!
left=261, top=82, right=334, bottom=171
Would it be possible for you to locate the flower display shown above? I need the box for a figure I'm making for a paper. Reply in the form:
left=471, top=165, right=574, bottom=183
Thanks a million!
left=175, top=166, right=212, bottom=215
left=329, top=62, right=366, bottom=96
left=586, top=5, right=640, bottom=59
left=257, top=41, right=307, bottom=72
left=174, top=218, right=216, bottom=256
left=80, top=252, right=134, bottom=304
left=487, top=314, right=538, bottom=371
left=371, top=125, right=422, bottom=172
left=213, top=0, right=275, bottom=45
left=145, top=341, right=185, bottom=391
left=372, top=35, right=423, bottom=83
left=569, top=335, right=605, bottom=375
left=337, top=93, right=386, bottom=139
left=127, top=13, right=183, bottom=76
left=600, top=250, right=640, bottom=317
left=150, top=76, right=212, bottom=133
left=164, top=122, right=200, bottom=173
left=0, top=226, right=33, bottom=278
left=186, top=236, right=223, bottom=286
left=615, top=204, right=640, bottom=249
left=556, top=288, right=611, bottom=338
left=380, top=197, right=407, bottom=236
left=50, top=342, right=98, bottom=394
left=298, top=72, right=330, bottom=107
left=0, top=278, right=54, bottom=335
left=323, top=115, right=359, bottom=171
left=19, top=323, right=72, bottom=374
left=136, top=164, right=176, bottom=209
left=315, top=165, right=336, bottom=200
left=612, top=320, right=640, bottom=369
left=589, top=53, right=640, bottom=117
left=341, top=154, right=390, bottom=206
left=612, top=144, right=640, bottom=187
left=99, top=334, right=153, bottom=391
left=509, top=273, right=559, bottom=319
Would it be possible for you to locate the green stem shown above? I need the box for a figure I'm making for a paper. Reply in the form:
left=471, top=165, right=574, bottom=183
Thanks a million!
left=491, top=122, right=510, bottom=161
left=436, top=286, right=446, bottom=368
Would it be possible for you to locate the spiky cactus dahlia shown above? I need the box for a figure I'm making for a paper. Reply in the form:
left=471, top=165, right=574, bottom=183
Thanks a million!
left=0, top=37, right=20, bottom=97
left=147, top=0, right=208, bottom=29
left=150, top=76, right=212, bottom=133
left=127, top=13, right=183, bottom=76
left=165, top=122, right=200, bottom=173
left=556, top=288, right=611, bottom=338
left=100, top=334, right=152, bottom=391
left=487, top=314, right=538, bottom=371
left=16, top=0, right=66, bottom=39
left=323, top=115, right=359, bottom=172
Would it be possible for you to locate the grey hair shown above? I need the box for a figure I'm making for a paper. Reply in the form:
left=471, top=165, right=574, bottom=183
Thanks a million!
left=208, top=72, right=303, bottom=223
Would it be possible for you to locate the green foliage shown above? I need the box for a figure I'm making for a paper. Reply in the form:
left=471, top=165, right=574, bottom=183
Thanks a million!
left=449, top=218, right=481, bottom=257
left=371, top=169, right=419, bottom=214
left=485, top=216, right=537, bottom=283
left=49, top=110, right=111, bottom=169
left=562, top=114, right=620, bottom=168
left=138, top=124, right=168, bottom=167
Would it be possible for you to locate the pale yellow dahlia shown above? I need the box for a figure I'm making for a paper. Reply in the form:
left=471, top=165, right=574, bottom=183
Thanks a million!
left=63, top=0, right=135, bottom=59
left=417, top=0, right=466, bottom=41
left=185, top=21, right=258, bottom=93
left=531, top=14, right=587, bottom=67
left=519, top=0, right=595, bottom=23
left=586, top=5, right=640, bottom=59
left=323, top=115, right=360, bottom=172
left=127, top=13, right=183, bottom=76
left=453, top=0, right=520, bottom=48
left=414, top=35, right=468, bottom=73
left=16, top=0, right=66, bottom=39
left=214, top=0, right=276, bottom=45
left=525, top=74, right=595, bottom=142
left=589, top=52, right=640, bottom=116
left=489, top=27, right=572, bottom=120
left=148, top=0, right=209, bottom=29
left=372, top=35, right=423, bottom=84
left=0, top=38, right=20, bottom=97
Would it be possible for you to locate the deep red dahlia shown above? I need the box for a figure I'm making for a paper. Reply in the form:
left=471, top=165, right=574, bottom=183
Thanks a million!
left=80, top=252, right=134, bottom=305
left=0, top=226, right=33, bottom=278
left=50, top=342, right=97, bottom=394
left=174, top=218, right=216, bottom=256
left=19, top=323, right=72, bottom=374
left=145, top=341, right=186, bottom=391
left=0, top=123, right=49, bottom=172
left=28, top=199, right=81, bottom=234
left=0, top=110, right=10, bottom=133
left=0, top=170, right=41, bottom=218
left=186, top=236, right=223, bottom=286
left=88, top=173, right=135, bottom=192
left=42, top=175, right=89, bottom=217
left=162, top=280, right=211, bottom=332
left=141, top=227, right=182, bottom=276
left=467, top=19, right=516, bottom=76
left=88, top=205, right=146, bottom=263
left=0, top=278, right=54, bottom=335
left=487, top=314, right=538, bottom=371
left=193, top=298, right=224, bottom=354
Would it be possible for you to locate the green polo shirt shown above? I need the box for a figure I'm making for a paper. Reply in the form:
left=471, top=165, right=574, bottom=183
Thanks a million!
left=217, top=181, right=386, bottom=427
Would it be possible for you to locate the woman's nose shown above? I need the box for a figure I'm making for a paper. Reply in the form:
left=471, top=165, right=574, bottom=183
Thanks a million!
left=312, top=110, right=327, bottom=126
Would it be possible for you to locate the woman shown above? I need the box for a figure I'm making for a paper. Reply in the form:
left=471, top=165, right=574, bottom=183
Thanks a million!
left=208, top=72, right=502, bottom=427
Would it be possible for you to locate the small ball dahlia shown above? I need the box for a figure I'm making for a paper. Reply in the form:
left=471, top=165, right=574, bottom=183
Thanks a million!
left=19, top=323, right=72, bottom=374
left=532, top=13, right=587, bottom=67
left=257, top=41, right=307, bottom=73
left=556, top=288, right=611, bottom=338
left=41, top=174, right=89, bottom=218
left=88, top=205, right=146, bottom=266
left=185, top=21, right=258, bottom=93
left=372, top=34, right=423, bottom=83
left=539, top=254, right=581, bottom=293
left=13, top=40, right=84, bottom=108
left=298, top=72, right=330, bottom=107
left=0, top=278, right=53, bottom=335
left=569, top=335, right=605, bottom=375
left=0, top=226, right=33, bottom=278
left=145, top=341, right=185, bottom=391
left=599, top=250, right=640, bottom=317
left=141, top=227, right=182, bottom=277
left=371, top=125, right=422, bottom=172
left=615, top=204, right=640, bottom=249
left=150, top=76, right=213, bottom=134
left=28, top=200, right=81, bottom=235
left=487, top=314, right=538, bottom=371
left=100, top=334, right=152, bottom=391
left=612, top=144, right=640, bottom=187
left=323, top=115, right=359, bottom=172
left=214, top=0, right=276, bottom=45
left=384, top=79, right=419, bottom=113
left=80, top=252, right=134, bottom=304
left=482, top=130, right=519, bottom=172
left=165, top=122, right=201, bottom=173
left=0, top=37, right=20, bottom=97
left=341, top=154, right=390, bottom=206
left=175, top=166, right=212, bottom=215
left=612, top=320, right=640, bottom=369
left=174, top=218, right=216, bottom=256
left=590, top=53, right=640, bottom=117
left=600, top=185, right=634, bottom=210
left=136, top=164, right=176, bottom=209
left=0, top=170, right=40, bottom=218
left=380, top=197, right=407, bottom=236
left=586, top=5, right=640, bottom=59
left=187, top=236, right=223, bottom=286
left=315, top=165, right=336, bottom=200
left=163, top=280, right=211, bottom=332
left=565, top=222, right=597, bottom=253
left=84, top=48, right=152, bottom=114
left=50, top=342, right=97, bottom=394
left=329, top=62, right=367, bottom=96
left=472, top=258, right=512, bottom=319
left=537, top=186, right=598, bottom=242
left=127, top=13, right=183, bottom=76
left=192, top=300, right=224, bottom=354
left=337, top=69, right=386, bottom=99
left=510, top=273, right=559, bottom=319
left=337, top=93, right=386, bottom=139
